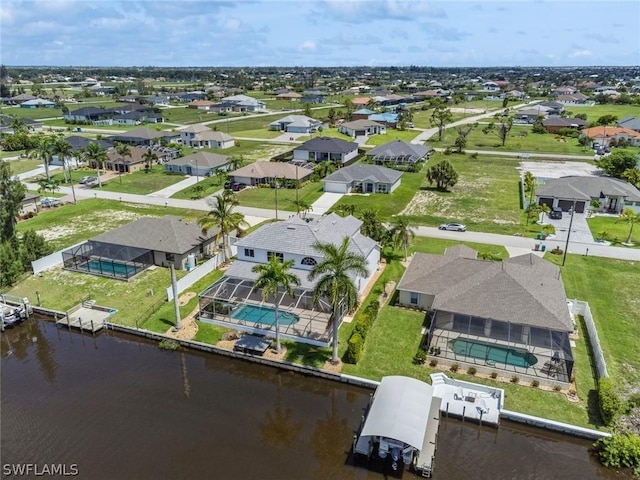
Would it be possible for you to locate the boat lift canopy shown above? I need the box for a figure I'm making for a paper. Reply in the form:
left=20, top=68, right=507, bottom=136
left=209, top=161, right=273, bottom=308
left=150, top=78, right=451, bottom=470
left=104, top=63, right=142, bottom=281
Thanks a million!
left=360, top=376, right=435, bottom=450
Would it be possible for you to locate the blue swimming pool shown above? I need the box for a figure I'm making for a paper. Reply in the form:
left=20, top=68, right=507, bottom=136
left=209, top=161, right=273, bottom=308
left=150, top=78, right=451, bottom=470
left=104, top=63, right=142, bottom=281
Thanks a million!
left=82, top=260, right=139, bottom=277
left=450, top=338, right=538, bottom=368
left=231, top=304, right=299, bottom=327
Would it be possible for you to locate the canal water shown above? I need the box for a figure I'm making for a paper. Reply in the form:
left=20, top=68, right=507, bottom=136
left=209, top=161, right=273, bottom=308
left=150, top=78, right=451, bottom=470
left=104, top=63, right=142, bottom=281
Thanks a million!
left=1, top=318, right=628, bottom=480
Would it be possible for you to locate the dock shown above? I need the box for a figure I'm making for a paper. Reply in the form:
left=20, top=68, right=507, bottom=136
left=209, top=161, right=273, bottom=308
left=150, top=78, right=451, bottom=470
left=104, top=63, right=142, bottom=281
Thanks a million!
left=430, top=373, right=503, bottom=427
left=56, top=306, right=112, bottom=333
left=415, top=397, right=442, bottom=477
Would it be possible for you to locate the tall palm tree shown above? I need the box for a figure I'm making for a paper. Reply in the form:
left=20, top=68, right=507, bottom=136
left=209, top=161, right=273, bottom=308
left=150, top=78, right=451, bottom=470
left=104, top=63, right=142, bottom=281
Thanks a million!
left=52, top=137, right=73, bottom=184
left=82, top=142, right=108, bottom=187
left=619, top=208, right=639, bottom=244
left=28, top=134, right=55, bottom=181
left=142, top=148, right=158, bottom=173
left=310, top=237, right=369, bottom=364
left=389, top=215, right=416, bottom=261
left=198, top=192, right=248, bottom=262
left=251, top=257, right=300, bottom=354
left=115, top=142, right=132, bottom=177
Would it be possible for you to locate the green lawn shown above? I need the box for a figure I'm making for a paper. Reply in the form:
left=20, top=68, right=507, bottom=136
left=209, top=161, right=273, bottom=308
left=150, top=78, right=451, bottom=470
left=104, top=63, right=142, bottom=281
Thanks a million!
left=93, top=165, right=187, bottom=195
left=16, top=198, right=203, bottom=251
left=171, top=175, right=223, bottom=200
left=1, top=106, right=64, bottom=120
left=587, top=215, right=639, bottom=245
left=235, top=181, right=325, bottom=211
left=564, top=103, right=640, bottom=124
left=3, top=157, right=42, bottom=174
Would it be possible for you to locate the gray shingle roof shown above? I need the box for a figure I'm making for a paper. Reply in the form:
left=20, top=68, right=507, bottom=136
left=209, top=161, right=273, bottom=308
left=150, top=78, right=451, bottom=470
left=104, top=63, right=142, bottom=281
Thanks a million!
left=225, top=259, right=318, bottom=289
left=537, top=176, right=640, bottom=202
left=234, top=213, right=377, bottom=259
left=366, top=140, right=432, bottom=161
left=166, top=152, right=230, bottom=169
left=397, top=249, right=573, bottom=331
left=90, top=215, right=216, bottom=255
left=322, top=164, right=402, bottom=184
left=295, top=136, right=358, bottom=154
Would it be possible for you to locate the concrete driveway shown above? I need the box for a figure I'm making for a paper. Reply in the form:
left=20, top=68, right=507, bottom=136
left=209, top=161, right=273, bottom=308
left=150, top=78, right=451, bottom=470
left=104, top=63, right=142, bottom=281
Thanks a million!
left=544, top=212, right=594, bottom=244
left=310, top=192, right=344, bottom=214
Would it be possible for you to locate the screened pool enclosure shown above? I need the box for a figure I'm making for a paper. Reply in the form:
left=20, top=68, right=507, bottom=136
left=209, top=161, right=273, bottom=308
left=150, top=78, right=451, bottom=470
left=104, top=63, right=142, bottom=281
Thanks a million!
left=427, top=311, right=574, bottom=383
left=62, top=241, right=153, bottom=280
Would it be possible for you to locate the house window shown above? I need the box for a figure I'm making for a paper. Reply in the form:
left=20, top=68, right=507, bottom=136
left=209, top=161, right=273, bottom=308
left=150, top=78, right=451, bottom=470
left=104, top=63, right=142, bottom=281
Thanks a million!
left=244, top=248, right=255, bottom=258
left=166, top=253, right=175, bottom=262
left=301, top=257, right=317, bottom=266
left=267, top=251, right=284, bottom=262
left=377, top=184, right=388, bottom=193
left=410, top=292, right=419, bottom=305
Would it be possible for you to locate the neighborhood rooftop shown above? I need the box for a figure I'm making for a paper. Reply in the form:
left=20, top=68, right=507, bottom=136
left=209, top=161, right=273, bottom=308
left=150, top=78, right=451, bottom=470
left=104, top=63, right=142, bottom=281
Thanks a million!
left=537, top=176, right=640, bottom=202
left=322, top=164, right=402, bottom=184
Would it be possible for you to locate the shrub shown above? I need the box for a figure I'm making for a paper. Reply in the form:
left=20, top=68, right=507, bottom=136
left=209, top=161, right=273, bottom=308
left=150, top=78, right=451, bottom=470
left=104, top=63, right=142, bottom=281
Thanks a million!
left=429, top=359, right=438, bottom=368
left=510, top=376, right=519, bottom=384
left=450, top=363, right=459, bottom=373
left=344, top=332, right=363, bottom=364
left=490, top=372, right=498, bottom=379
left=553, top=385, right=562, bottom=392
left=443, top=146, right=453, bottom=155
left=627, top=393, right=640, bottom=410
left=413, top=349, right=427, bottom=365
left=598, top=377, right=623, bottom=426
left=158, top=339, right=181, bottom=351
left=596, top=433, right=640, bottom=470
left=467, top=367, right=477, bottom=376
left=531, top=380, right=540, bottom=388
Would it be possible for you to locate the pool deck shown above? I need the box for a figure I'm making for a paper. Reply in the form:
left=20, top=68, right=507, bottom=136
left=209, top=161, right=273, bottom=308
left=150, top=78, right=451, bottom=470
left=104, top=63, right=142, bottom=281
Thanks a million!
left=431, top=373, right=502, bottom=427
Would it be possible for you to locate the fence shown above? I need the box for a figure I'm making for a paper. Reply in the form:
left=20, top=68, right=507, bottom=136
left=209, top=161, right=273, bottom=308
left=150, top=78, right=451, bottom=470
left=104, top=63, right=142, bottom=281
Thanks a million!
left=32, top=242, right=85, bottom=274
left=165, top=245, right=237, bottom=301
left=570, top=299, right=608, bottom=378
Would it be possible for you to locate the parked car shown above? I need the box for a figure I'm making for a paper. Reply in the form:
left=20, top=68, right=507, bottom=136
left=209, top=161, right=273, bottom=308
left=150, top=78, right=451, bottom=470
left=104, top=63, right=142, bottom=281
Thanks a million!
left=231, top=183, right=246, bottom=192
left=41, top=197, right=62, bottom=208
left=223, top=181, right=232, bottom=189
left=439, top=222, right=467, bottom=232
left=79, top=176, right=97, bottom=184
left=549, top=207, right=563, bottom=219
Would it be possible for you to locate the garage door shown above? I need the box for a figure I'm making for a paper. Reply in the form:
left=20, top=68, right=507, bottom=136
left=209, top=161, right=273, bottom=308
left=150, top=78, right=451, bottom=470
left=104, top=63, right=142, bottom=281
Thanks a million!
left=558, top=199, right=574, bottom=211
left=323, top=182, right=348, bottom=194
left=574, top=201, right=586, bottom=213
left=539, top=197, right=554, bottom=208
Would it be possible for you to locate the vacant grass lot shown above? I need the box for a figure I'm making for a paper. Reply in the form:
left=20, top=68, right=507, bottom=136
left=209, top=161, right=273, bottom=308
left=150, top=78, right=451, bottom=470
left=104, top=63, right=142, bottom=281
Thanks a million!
left=587, top=215, right=639, bottom=245
left=397, top=153, right=524, bottom=233
left=2, top=106, right=64, bottom=120
left=93, top=165, right=186, bottom=195
left=565, top=103, right=640, bottom=124
left=16, top=198, right=203, bottom=250
left=171, top=175, right=223, bottom=200
left=235, top=181, right=325, bottom=211
left=3, top=157, right=42, bottom=174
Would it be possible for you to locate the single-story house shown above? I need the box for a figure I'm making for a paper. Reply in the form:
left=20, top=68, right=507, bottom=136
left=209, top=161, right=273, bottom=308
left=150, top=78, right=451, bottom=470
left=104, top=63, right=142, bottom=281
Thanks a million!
left=220, top=94, right=266, bottom=112
left=188, top=100, right=218, bottom=110
left=365, top=140, right=432, bottom=165
left=536, top=176, right=640, bottom=214
left=101, top=146, right=171, bottom=173
left=64, top=106, right=111, bottom=123
left=0, top=115, right=43, bottom=134
left=111, top=110, right=164, bottom=125
left=351, top=97, right=371, bottom=108
left=301, top=91, right=328, bottom=104
left=293, top=137, right=359, bottom=164
left=351, top=108, right=376, bottom=120
left=580, top=126, right=640, bottom=147
left=197, top=213, right=379, bottom=346
left=369, top=112, right=398, bottom=127
left=230, top=161, right=314, bottom=187
left=556, top=93, right=590, bottom=105
left=338, top=119, right=386, bottom=137
left=537, top=101, right=564, bottom=116
left=19, top=193, right=41, bottom=216
left=20, top=98, right=57, bottom=109
left=269, top=115, right=322, bottom=134
left=276, top=91, right=302, bottom=101
left=164, top=152, right=231, bottom=177
left=541, top=117, right=587, bottom=133
left=514, top=107, right=550, bottom=124
left=107, top=128, right=180, bottom=146
left=189, top=130, right=235, bottom=149
left=396, top=246, right=575, bottom=383
left=322, top=164, right=402, bottom=194
left=62, top=215, right=218, bottom=278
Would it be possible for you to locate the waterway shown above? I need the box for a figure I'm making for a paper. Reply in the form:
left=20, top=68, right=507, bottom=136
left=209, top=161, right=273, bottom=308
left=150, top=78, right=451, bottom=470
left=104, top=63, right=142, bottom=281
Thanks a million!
left=1, top=317, right=629, bottom=479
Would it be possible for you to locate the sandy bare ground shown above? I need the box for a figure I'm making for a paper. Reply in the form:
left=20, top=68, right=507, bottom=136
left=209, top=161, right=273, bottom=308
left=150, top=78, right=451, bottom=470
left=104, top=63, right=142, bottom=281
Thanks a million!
left=163, top=292, right=199, bottom=341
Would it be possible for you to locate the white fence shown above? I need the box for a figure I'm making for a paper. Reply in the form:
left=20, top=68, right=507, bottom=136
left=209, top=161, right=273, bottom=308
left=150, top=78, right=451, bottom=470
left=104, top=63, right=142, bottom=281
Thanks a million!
left=31, top=242, right=84, bottom=274
left=570, top=299, right=609, bottom=378
left=166, top=245, right=237, bottom=301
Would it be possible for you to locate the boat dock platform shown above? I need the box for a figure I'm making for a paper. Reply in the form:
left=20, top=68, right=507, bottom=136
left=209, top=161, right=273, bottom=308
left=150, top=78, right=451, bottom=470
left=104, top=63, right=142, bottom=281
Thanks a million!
left=430, top=373, right=503, bottom=427
left=415, top=396, right=442, bottom=478
left=56, top=306, right=112, bottom=333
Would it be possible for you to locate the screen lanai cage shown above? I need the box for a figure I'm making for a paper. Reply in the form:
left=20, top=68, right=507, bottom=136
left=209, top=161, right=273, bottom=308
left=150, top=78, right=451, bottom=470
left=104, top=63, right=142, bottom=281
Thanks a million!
left=198, top=276, right=341, bottom=346
left=427, top=311, right=574, bottom=383
left=371, top=153, right=423, bottom=165
left=62, top=241, right=154, bottom=280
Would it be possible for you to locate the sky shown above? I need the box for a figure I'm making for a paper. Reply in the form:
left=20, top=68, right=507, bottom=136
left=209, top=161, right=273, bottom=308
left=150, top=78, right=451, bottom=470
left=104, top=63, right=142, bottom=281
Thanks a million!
left=1, top=0, right=639, bottom=67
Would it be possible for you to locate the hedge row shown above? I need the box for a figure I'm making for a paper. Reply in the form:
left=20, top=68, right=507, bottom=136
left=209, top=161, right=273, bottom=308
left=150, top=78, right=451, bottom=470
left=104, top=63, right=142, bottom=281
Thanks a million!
left=343, top=301, right=380, bottom=364
left=598, top=377, right=624, bottom=426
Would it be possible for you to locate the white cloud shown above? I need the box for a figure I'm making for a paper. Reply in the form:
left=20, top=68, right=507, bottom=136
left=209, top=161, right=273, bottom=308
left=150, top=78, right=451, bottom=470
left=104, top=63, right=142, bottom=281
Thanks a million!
left=569, top=49, right=592, bottom=58
left=299, top=40, right=317, bottom=52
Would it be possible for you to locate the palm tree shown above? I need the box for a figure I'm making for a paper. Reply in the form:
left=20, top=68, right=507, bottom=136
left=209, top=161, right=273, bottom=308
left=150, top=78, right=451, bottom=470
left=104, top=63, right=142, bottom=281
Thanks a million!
left=28, top=134, right=55, bottom=181
left=539, top=203, right=551, bottom=224
left=82, top=142, right=108, bottom=187
left=198, top=192, right=248, bottom=262
left=619, top=208, right=639, bottom=245
left=335, top=203, right=356, bottom=217
left=52, top=137, right=73, bottom=184
left=115, top=142, right=132, bottom=178
left=142, top=148, right=158, bottom=173
left=389, top=216, right=415, bottom=261
left=293, top=199, right=312, bottom=216
left=310, top=237, right=369, bottom=364
left=251, top=257, right=300, bottom=354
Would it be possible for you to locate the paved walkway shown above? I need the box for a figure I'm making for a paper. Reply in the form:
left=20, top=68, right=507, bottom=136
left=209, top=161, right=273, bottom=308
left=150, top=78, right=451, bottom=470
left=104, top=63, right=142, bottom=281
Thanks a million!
left=146, top=175, right=199, bottom=198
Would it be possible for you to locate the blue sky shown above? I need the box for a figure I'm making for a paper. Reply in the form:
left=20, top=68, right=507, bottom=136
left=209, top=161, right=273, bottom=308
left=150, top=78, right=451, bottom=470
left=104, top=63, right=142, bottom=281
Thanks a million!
left=1, top=0, right=639, bottom=67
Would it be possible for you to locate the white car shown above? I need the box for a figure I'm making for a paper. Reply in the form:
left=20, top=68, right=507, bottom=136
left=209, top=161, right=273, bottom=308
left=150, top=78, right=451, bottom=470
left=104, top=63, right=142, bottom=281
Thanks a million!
left=439, top=222, right=467, bottom=232
left=41, top=197, right=62, bottom=207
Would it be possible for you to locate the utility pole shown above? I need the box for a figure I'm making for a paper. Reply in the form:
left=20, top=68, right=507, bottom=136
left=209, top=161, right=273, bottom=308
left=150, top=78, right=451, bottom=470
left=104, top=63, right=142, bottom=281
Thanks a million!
left=561, top=200, right=577, bottom=267
left=274, top=181, right=279, bottom=220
